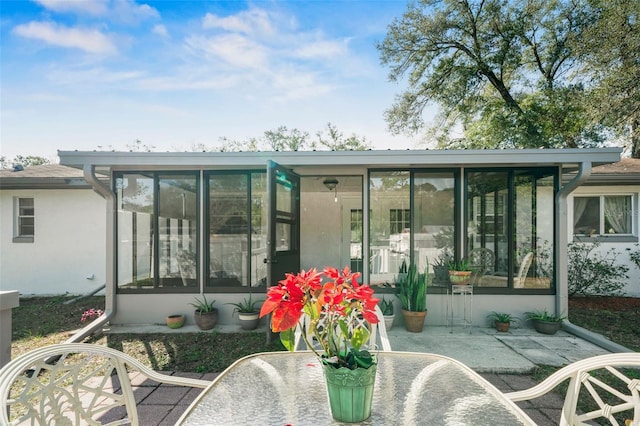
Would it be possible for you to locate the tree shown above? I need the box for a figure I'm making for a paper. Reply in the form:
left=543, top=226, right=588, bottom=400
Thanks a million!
left=0, top=155, right=51, bottom=169
left=202, top=123, right=370, bottom=152
left=575, top=0, right=640, bottom=158
left=377, top=0, right=604, bottom=149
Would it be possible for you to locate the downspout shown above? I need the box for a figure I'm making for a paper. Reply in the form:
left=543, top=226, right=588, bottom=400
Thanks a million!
left=64, top=165, right=115, bottom=343
left=555, top=162, right=631, bottom=353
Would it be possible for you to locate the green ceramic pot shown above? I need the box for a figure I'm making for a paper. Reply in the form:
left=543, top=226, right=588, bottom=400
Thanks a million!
left=322, top=360, right=377, bottom=422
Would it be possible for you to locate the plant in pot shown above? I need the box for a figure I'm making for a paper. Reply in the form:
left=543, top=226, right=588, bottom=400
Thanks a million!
left=526, top=309, right=566, bottom=335
left=395, top=262, right=428, bottom=332
left=448, top=258, right=473, bottom=285
left=190, top=295, right=218, bottom=331
left=379, top=297, right=395, bottom=331
left=165, top=314, right=185, bottom=329
left=486, top=312, right=517, bottom=332
left=227, top=294, right=261, bottom=330
left=260, top=266, right=380, bottom=423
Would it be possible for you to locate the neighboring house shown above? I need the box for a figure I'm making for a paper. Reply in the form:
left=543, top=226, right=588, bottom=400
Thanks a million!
left=568, top=158, right=640, bottom=297
left=57, top=148, right=623, bottom=327
left=0, top=164, right=106, bottom=295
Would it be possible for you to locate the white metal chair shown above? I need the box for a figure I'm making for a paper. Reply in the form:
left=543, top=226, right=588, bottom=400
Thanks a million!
left=0, top=343, right=211, bottom=426
left=506, top=353, right=640, bottom=426
left=479, top=252, right=533, bottom=288
left=293, top=305, right=392, bottom=352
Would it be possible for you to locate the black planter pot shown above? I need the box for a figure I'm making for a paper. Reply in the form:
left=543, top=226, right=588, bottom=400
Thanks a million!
left=532, top=319, right=562, bottom=335
left=194, top=308, right=218, bottom=330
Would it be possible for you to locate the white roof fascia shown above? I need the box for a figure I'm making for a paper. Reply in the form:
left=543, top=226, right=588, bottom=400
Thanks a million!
left=58, top=148, right=622, bottom=169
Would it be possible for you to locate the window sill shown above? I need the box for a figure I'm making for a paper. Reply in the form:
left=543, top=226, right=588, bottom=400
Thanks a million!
left=12, top=236, right=34, bottom=243
left=573, top=235, right=638, bottom=243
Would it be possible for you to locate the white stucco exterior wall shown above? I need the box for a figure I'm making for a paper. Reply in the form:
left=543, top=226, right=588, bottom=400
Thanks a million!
left=0, top=189, right=106, bottom=295
left=568, top=185, right=640, bottom=297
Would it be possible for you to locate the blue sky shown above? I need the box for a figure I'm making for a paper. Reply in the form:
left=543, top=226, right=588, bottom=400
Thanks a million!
left=1, top=0, right=425, bottom=160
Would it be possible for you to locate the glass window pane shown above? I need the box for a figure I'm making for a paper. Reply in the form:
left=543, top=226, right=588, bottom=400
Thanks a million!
left=573, top=197, right=599, bottom=235
left=467, top=171, right=509, bottom=287
left=533, top=175, right=554, bottom=289
left=414, top=173, right=455, bottom=287
left=370, top=171, right=409, bottom=286
left=158, top=175, right=198, bottom=288
left=251, top=173, right=268, bottom=287
left=116, top=174, right=155, bottom=289
left=275, top=222, right=291, bottom=251
left=19, top=217, right=34, bottom=236
left=604, top=196, right=632, bottom=234
left=209, top=174, right=248, bottom=286
left=275, top=171, right=294, bottom=215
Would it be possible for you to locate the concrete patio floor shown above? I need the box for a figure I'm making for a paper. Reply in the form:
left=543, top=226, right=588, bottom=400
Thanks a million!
left=104, top=324, right=614, bottom=425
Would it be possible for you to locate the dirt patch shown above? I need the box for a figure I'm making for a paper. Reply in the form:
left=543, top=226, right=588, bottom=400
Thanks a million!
left=569, top=296, right=640, bottom=311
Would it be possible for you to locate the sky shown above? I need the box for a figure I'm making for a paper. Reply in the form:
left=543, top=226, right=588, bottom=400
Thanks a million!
left=1, top=0, right=428, bottom=161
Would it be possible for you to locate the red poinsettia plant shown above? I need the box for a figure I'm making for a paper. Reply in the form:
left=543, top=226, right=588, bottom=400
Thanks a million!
left=260, top=266, right=380, bottom=370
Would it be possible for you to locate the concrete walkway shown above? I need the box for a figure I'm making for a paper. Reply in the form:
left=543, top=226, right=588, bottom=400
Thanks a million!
left=106, top=324, right=613, bottom=425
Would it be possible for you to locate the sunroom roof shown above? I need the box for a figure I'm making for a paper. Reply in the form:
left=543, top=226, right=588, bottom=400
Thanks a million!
left=58, top=148, right=622, bottom=171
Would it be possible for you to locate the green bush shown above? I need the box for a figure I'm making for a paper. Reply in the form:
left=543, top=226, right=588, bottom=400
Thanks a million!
left=568, top=241, right=629, bottom=296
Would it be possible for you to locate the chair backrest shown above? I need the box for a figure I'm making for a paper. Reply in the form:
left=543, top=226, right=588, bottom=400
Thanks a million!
left=514, top=252, right=534, bottom=288
left=0, top=343, right=210, bottom=426
left=468, top=247, right=495, bottom=275
left=506, top=353, right=640, bottom=425
left=293, top=305, right=392, bottom=352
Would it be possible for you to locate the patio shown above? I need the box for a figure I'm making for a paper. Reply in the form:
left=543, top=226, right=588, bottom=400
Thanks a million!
left=101, top=324, right=611, bottom=425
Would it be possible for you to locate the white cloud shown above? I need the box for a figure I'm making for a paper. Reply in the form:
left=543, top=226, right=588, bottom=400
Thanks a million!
left=13, top=21, right=117, bottom=54
left=185, top=34, right=268, bottom=69
left=152, top=24, right=168, bottom=38
left=294, top=39, right=349, bottom=60
left=33, top=0, right=160, bottom=24
left=33, top=0, right=110, bottom=16
left=202, top=7, right=274, bottom=36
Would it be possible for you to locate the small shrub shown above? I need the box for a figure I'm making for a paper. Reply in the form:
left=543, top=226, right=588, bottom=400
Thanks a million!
left=568, top=241, right=629, bottom=296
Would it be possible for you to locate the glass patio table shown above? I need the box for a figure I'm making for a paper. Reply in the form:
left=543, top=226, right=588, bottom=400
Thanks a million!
left=176, top=351, right=535, bottom=425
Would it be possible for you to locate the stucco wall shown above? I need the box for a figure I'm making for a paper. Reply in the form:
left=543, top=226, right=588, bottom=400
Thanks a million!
left=0, top=189, right=106, bottom=295
left=569, top=185, right=640, bottom=297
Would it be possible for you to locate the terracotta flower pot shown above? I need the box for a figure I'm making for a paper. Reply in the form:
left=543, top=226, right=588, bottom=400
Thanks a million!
left=495, top=320, right=510, bottom=332
left=402, top=309, right=428, bottom=333
left=166, top=314, right=185, bottom=329
left=449, top=270, right=472, bottom=285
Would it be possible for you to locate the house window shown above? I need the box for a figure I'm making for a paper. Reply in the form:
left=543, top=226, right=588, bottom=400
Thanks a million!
left=14, top=197, right=34, bottom=242
left=389, top=209, right=411, bottom=235
left=350, top=209, right=363, bottom=273
left=574, top=195, right=634, bottom=236
left=115, top=172, right=199, bottom=293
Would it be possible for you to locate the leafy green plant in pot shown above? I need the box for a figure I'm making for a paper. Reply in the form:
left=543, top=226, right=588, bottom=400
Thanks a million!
left=448, top=258, right=473, bottom=285
left=486, top=312, right=518, bottom=332
left=227, top=294, right=262, bottom=330
left=526, top=309, right=566, bottom=335
left=395, top=262, right=428, bottom=332
left=190, top=295, right=218, bottom=331
left=379, top=297, right=395, bottom=331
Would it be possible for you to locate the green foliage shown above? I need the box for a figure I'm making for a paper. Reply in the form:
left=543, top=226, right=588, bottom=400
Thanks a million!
left=0, top=155, right=51, bottom=169
left=377, top=0, right=616, bottom=150
left=526, top=309, right=566, bottom=323
left=189, top=295, right=217, bottom=313
left=447, top=258, right=471, bottom=271
left=487, top=312, right=517, bottom=324
left=395, top=262, right=428, bottom=312
left=379, top=298, right=394, bottom=316
left=568, top=241, right=629, bottom=296
left=226, top=295, right=260, bottom=314
left=627, top=243, right=640, bottom=269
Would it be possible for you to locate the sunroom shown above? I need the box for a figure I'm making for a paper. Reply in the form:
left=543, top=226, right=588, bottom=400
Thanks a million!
left=58, top=148, right=621, bottom=328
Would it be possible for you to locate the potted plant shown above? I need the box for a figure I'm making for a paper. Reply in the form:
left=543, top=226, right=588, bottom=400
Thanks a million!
left=395, top=262, right=428, bottom=332
left=486, top=312, right=517, bottom=332
left=260, top=266, right=380, bottom=422
left=165, top=314, right=185, bottom=329
left=526, top=309, right=566, bottom=335
left=379, top=297, right=395, bottom=331
left=190, top=295, right=218, bottom=331
left=432, top=252, right=453, bottom=285
left=448, top=258, right=473, bottom=285
left=227, top=294, right=261, bottom=330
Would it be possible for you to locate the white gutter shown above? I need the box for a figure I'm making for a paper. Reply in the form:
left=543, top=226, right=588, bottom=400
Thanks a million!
left=555, top=161, right=632, bottom=353
left=64, top=165, right=115, bottom=343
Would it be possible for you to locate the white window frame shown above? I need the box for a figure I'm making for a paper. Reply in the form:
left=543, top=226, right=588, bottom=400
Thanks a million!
left=572, top=193, right=637, bottom=241
left=13, top=197, right=34, bottom=243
